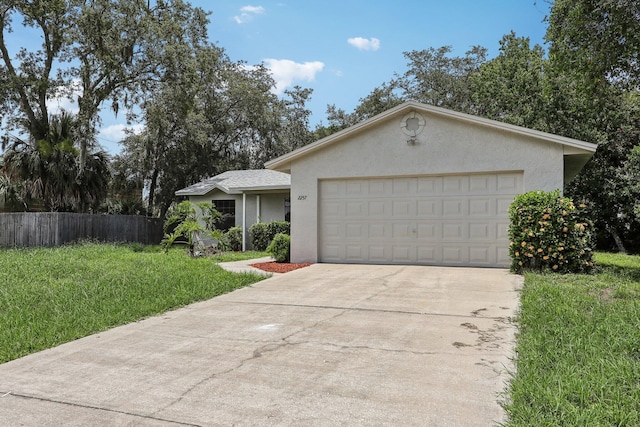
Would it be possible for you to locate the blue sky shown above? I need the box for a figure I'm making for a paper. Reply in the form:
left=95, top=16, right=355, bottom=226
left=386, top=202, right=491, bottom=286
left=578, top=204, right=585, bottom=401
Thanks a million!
left=6, top=1, right=552, bottom=154
left=202, top=1, right=551, bottom=128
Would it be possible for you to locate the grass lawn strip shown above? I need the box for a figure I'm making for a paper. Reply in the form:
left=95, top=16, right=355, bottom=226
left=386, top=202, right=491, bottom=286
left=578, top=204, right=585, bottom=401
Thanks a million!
left=0, top=243, right=268, bottom=364
left=504, top=252, right=640, bottom=426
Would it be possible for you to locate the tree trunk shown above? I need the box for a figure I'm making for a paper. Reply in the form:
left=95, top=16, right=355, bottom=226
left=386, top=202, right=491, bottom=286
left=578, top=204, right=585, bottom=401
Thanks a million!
left=147, top=168, right=159, bottom=217
left=606, top=224, right=627, bottom=254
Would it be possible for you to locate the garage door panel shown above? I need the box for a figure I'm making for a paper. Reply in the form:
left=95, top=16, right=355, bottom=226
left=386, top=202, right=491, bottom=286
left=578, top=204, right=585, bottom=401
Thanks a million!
left=323, top=223, right=341, bottom=239
left=469, top=198, right=495, bottom=217
left=469, top=247, right=491, bottom=264
left=346, top=245, right=365, bottom=261
left=498, top=174, right=521, bottom=192
left=392, top=223, right=413, bottom=238
left=368, top=179, right=390, bottom=195
left=392, top=179, right=414, bottom=195
left=442, top=199, right=467, bottom=216
left=469, top=175, right=494, bottom=193
left=346, top=223, right=364, bottom=238
left=392, top=245, right=413, bottom=262
left=497, top=222, right=510, bottom=240
left=417, top=199, right=441, bottom=217
left=443, top=176, right=468, bottom=193
left=346, top=181, right=363, bottom=195
left=322, top=244, right=342, bottom=261
left=368, top=223, right=386, bottom=239
left=368, top=200, right=388, bottom=216
left=497, top=247, right=511, bottom=265
left=319, top=172, right=523, bottom=267
left=417, top=223, right=439, bottom=239
left=368, top=246, right=388, bottom=262
left=417, top=176, right=442, bottom=193
left=321, top=200, right=343, bottom=217
left=497, top=197, right=513, bottom=215
left=442, top=223, right=465, bottom=240
left=469, top=223, right=491, bottom=240
left=346, top=201, right=366, bottom=217
left=392, top=199, right=414, bottom=216
left=322, top=180, right=342, bottom=196
left=416, top=246, right=438, bottom=262
left=442, top=247, right=464, bottom=263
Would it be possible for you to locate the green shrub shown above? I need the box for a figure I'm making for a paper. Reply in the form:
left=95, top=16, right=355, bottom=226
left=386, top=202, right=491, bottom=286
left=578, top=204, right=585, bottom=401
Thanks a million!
left=250, top=221, right=290, bottom=251
left=249, top=222, right=270, bottom=251
left=508, top=190, right=595, bottom=274
left=161, top=201, right=222, bottom=256
left=218, top=226, right=243, bottom=252
left=268, top=221, right=290, bottom=237
left=267, top=233, right=290, bottom=263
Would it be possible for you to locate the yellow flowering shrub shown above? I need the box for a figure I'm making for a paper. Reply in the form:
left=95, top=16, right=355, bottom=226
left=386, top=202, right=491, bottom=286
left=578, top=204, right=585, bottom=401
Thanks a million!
left=508, top=190, right=595, bottom=274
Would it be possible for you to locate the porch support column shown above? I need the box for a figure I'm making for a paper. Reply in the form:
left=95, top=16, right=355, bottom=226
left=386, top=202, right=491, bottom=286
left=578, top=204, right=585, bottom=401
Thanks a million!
left=256, top=195, right=261, bottom=223
left=242, top=192, right=247, bottom=251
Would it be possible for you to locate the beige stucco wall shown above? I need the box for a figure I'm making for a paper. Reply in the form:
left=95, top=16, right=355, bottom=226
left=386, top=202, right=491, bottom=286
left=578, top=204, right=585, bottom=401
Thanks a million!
left=288, top=111, right=565, bottom=263
left=189, top=190, right=289, bottom=249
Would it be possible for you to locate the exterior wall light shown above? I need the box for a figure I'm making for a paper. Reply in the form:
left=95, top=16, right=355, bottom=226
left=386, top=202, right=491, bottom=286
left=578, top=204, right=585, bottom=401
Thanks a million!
left=400, top=111, right=426, bottom=144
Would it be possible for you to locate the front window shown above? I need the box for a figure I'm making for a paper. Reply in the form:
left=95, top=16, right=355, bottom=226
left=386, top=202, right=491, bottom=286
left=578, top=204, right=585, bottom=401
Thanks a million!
left=214, top=199, right=236, bottom=231
left=284, top=197, right=291, bottom=222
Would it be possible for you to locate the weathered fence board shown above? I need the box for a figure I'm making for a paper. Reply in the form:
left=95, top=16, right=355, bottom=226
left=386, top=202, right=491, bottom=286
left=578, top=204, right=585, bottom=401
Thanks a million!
left=0, top=213, right=163, bottom=248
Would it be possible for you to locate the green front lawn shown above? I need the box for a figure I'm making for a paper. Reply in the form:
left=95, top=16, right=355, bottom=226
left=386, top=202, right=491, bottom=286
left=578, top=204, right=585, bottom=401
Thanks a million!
left=0, top=242, right=268, bottom=364
left=504, top=252, right=640, bottom=426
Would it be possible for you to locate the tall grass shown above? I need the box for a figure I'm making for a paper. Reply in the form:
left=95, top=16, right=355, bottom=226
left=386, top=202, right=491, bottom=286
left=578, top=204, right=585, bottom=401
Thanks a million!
left=504, top=252, right=640, bottom=426
left=0, top=242, right=266, bottom=364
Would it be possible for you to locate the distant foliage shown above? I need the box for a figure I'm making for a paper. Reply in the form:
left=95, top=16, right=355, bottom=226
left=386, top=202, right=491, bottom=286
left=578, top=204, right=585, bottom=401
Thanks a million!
left=509, top=191, right=595, bottom=274
left=267, top=233, right=290, bottom=263
left=249, top=221, right=290, bottom=251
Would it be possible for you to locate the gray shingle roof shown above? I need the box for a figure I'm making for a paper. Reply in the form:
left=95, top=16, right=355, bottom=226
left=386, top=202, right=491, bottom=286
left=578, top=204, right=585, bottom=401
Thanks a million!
left=175, top=169, right=290, bottom=196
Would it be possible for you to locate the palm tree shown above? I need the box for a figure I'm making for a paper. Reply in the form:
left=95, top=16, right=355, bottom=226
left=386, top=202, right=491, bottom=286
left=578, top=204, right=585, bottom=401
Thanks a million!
left=0, top=111, right=110, bottom=212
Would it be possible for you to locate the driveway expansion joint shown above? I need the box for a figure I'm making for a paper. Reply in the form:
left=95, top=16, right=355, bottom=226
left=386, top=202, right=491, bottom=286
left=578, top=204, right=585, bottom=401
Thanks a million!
left=227, top=300, right=510, bottom=320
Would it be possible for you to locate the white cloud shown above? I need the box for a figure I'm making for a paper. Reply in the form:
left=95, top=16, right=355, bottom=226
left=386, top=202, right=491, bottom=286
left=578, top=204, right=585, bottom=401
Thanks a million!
left=234, top=5, right=265, bottom=24
left=347, top=37, right=381, bottom=51
left=98, top=123, right=144, bottom=145
left=46, top=80, right=83, bottom=114
left=262, top=59, right=325, bottom=94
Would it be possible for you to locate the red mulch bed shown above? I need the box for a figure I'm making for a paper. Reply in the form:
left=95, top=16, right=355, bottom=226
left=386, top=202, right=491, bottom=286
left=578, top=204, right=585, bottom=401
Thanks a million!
left=250, top=261, right=311, bottom=273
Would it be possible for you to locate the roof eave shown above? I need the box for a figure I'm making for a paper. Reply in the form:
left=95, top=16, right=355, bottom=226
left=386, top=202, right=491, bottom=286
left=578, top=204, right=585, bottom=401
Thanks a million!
left=233, top=185, right=291, bottom=192
left=175, top=183, right=222, bottom=197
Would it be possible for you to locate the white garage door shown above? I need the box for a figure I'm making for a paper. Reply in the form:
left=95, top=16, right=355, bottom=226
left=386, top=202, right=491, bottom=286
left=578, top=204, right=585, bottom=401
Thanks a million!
left=318, top=172, right=523, bottom=267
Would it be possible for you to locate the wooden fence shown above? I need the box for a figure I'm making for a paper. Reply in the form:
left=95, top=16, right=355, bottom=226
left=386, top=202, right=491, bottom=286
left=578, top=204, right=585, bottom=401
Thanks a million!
left=0, top=212, right=164, bottom=248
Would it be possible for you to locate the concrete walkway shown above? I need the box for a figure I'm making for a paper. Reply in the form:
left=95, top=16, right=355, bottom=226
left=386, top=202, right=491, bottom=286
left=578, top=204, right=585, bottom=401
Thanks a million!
left=217, top=256, right=280, bottom=276
left=0, top=263, right=522, bottom=426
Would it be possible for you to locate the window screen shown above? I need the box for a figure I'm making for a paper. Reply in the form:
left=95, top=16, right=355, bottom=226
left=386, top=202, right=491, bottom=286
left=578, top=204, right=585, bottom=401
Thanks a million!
left=214, top=199, right=236, bottom=231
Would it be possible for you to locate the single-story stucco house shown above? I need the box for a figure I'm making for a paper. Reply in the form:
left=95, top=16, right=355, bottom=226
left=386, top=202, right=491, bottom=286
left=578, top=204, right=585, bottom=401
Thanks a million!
left=265, top=101, right=597, bottom=268
left=175, top=169, right=290, bottom=250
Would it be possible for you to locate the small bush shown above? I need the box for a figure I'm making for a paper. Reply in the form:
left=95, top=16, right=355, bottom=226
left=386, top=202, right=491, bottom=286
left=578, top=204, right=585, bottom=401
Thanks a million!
left=268, top=221, right=290, bottom=237
left=250, top=221, right=290, bottom=251
left=218, top=226, right=243, bottom=252
left=508, top=190, right=595, bottom=274
left=249, top=222, right=270, bottom=251
left=162, top=201, right=222, bottom=256
left=267, top=233, right=290, bottom=263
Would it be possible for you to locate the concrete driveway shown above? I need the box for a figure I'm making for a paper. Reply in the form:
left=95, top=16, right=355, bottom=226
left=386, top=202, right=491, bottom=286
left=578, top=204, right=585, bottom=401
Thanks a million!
left=0, top=264, right=521, bottom=426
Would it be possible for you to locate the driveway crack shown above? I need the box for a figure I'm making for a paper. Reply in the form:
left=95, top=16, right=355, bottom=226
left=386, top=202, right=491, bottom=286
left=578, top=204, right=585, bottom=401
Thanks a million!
left=154, top=307, right=349, bottom=417
left=1, top=392, right=200, bottom=426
